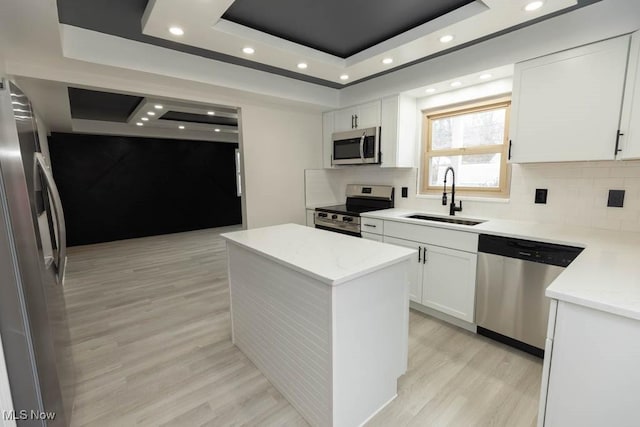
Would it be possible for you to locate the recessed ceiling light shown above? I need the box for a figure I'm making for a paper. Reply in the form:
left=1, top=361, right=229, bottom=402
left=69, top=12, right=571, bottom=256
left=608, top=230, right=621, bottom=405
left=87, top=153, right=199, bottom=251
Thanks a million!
left=479, top=73, right=492, bottom=80
left=178, top=125, right=185, bottom=130
left=340, top=74, right=349, bottom=81
left=242, top=47, right=255, bottom=55
left=207, top=111, right=215, bottom=116
left=141, top=117, right=149, bottom=121
left=169, top=26, right=184, bottom=36
left=297, top=62, right=308, bottom=70
left=382, top=58, right=393, bottom=65
left=136, top=122, right=143, bottom=126
left=524, top=1, right=544, bottom=12
left=425, top=88, right=436, bottom=93
left=154, top=104, right=163, bottom=109
left=147, top=111, right=156, bottom=116
left=439, top=35, right=455, bottom=43
left=214, top=128, right=221, bottom=132
left=450, top=81, right=462, bottom=87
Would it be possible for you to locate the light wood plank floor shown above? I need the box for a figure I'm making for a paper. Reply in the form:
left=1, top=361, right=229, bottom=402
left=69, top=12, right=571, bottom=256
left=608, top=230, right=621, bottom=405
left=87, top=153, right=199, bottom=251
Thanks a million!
left=63, top=228, right=542, bottom=426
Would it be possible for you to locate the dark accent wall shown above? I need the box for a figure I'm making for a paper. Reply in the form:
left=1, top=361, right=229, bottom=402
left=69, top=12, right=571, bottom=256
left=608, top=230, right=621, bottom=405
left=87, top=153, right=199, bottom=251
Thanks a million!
left=48, top=133, right=241, bottom=246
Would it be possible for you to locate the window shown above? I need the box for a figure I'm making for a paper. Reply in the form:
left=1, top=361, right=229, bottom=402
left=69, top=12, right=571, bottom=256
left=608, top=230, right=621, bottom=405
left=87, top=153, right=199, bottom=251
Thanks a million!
left=421, top=98, right=511, bottom=197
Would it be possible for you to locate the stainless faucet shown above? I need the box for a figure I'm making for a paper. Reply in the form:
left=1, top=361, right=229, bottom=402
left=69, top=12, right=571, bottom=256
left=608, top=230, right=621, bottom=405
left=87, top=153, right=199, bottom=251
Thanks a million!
left=442, top=166, right=462, bottom=216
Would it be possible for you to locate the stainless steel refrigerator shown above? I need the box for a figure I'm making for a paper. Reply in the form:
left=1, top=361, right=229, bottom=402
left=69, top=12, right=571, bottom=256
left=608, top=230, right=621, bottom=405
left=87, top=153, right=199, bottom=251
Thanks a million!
left=0, top=79, right=73, bottom=426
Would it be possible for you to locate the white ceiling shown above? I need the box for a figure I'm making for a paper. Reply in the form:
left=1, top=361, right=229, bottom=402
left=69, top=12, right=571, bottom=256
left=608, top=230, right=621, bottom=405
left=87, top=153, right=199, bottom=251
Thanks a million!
left=14, top=77, right=240, bottom=143
left=142, top=0, right=577, bottom=85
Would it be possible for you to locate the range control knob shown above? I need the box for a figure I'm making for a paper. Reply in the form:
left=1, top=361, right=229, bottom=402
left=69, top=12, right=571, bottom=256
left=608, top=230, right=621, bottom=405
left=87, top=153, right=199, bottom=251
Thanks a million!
left=343, top=217, right=353, bottom=222
left=331, top=214, right=338, bottom=220
left=318, top=212, right=328, bottom=218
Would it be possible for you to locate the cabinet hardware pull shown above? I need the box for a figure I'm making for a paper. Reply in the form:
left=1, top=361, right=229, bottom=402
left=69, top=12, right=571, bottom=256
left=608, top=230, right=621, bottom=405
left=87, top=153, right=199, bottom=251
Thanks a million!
left=418, top=246, right=422, bottom=262
left=363, top=223, right=376, bottom=228
left=614, top=130, right=624, bottom=156
left=508, top=140, right=512, bottom=160
left=355, top=114, right=358, bottom=128
left=423, top=247, right=427, bottom=264
left=351, top=115, right=354, bottom=129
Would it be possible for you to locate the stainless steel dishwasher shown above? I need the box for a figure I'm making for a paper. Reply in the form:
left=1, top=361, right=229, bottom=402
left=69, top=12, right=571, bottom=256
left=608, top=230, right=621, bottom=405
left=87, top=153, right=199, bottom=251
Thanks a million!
left=476, top=234, right=583, bottom=357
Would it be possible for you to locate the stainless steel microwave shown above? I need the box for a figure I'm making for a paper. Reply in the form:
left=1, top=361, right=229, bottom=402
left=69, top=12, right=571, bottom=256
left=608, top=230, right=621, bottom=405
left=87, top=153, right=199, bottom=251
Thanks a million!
left=332, top=127, right=380, bottom=165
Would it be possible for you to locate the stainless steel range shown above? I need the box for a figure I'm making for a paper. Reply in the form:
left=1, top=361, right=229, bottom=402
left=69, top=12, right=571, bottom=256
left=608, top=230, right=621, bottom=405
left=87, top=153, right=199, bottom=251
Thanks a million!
left=314, top=184, right=394, bottom=237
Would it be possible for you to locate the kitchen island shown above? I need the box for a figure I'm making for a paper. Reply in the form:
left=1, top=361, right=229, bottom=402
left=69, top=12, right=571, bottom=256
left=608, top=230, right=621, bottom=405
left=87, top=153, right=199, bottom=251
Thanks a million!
left=221, top=223, right=415, bottom=427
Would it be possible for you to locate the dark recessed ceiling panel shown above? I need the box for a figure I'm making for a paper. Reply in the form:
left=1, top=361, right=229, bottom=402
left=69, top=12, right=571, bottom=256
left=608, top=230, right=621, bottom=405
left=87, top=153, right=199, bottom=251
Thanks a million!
left=223, top=0, right=473, bottom=58
left=160, top=111, right=238, bottom=127
left=68, top=87, right=143, bottom=122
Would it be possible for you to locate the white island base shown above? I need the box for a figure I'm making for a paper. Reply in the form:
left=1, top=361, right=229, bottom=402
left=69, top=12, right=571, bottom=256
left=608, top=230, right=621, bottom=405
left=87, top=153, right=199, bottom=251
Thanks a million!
left=222, top=224, right=414, bottom=427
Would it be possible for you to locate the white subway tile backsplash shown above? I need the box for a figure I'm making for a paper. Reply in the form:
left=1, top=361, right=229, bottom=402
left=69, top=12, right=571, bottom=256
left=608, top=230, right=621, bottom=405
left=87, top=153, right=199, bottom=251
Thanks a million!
left=305, top=160, right=640, bottom=233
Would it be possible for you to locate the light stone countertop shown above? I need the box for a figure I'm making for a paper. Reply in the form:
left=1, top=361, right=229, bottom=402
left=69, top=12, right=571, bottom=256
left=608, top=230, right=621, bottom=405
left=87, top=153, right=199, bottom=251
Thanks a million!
left=362, top=208, right=640, bottom=321
left=221, top=223, right=415, bottom=286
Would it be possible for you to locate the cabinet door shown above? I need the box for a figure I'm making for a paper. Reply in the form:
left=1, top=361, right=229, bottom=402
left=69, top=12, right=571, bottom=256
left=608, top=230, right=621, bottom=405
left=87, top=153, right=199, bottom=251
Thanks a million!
left=362, top=232, right=383, bottom=242
left=306, top=209, right=315, bottom=227
left=620, top=31, right=640, bottom=159
left=383, top=236, right=423, bottom=303
left=322, top=112, right=335, bottom=168
left=509, top=36, right=630, bottom=163
left=333, top=107, right=358, bottom=132
left=422, top=245, right=477, bottom=322
left=544, top=302, right=640, bottom=426
left=355, top=101, right=381, bottom=129
left=380, top=95, right=417, bottom=168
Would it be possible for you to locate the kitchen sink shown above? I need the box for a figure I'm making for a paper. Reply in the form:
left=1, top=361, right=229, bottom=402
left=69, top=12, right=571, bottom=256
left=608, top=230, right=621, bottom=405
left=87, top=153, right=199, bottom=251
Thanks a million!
left=405, top=214, right=485, bottom=226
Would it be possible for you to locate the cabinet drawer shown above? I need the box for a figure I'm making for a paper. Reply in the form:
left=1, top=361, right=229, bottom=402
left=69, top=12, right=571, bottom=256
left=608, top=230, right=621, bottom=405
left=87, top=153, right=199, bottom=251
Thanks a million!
left=361, top=232, right=383, bottom=242
left=384, top=220, right=478, bottom=253
left=361, top=218, right=383, bottom=234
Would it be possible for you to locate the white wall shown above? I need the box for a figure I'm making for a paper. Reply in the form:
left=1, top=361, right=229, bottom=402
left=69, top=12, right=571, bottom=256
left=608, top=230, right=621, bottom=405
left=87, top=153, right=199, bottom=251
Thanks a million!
left=305, top=161, right=640, bottom=232
left=5, top=52, right=324, bottom=231
left=307, top=73, right=640, bottom=233
left=241, top=104, right=322, bottom=228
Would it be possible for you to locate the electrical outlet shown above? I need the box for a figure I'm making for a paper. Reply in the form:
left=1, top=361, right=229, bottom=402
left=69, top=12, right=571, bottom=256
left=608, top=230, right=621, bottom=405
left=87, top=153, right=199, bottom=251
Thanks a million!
left=607, top=190, right=625, bottom=208
left=401, top=187, right=408, bottom=198
left=535, top=188, right=548, bottom=204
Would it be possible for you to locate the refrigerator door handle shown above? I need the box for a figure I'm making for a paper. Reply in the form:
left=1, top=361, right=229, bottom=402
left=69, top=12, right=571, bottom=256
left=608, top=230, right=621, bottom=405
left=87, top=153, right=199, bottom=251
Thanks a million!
left=34, top=153, right=66, bottom=285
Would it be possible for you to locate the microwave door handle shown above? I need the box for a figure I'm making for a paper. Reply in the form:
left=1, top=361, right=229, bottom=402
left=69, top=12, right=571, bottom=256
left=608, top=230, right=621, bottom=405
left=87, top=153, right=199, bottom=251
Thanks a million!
left=360, top=132, right=366, bottom=161
left=34, top=153, right=67, bottom=285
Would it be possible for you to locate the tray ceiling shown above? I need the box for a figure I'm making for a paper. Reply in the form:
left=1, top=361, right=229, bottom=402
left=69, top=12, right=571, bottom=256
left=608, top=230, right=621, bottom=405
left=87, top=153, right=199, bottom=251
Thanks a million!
left=57, top=0, right=596, bottom=88
left=222, top=0, right=475, bottom=58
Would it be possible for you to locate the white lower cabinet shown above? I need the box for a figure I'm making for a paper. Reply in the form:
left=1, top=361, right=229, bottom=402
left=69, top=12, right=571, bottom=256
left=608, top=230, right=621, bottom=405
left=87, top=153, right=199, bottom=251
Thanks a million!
left=421, top=244, right=477, bottom=323
left=540, top=300, right=640, bottom=427
left=383, top=236, right=423, bottom=303
left=383, top=234, right=477, bottom=322
left=306, top=209, right=315, bottom=227
left=361, top=232, right=383, bottom=242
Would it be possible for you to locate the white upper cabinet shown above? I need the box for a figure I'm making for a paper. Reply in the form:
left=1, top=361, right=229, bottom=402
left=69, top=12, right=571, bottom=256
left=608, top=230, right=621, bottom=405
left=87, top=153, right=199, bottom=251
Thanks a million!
left=333, top=100, right=381, bottom=132
left=380, top=95, right=417, bottom=168
left=620, top=31, right=640, bottom=160
left=323, top=96, right=417, bottom=168
left=322, top=111, right=335, bottom=169
left=509, top=35, right=631, bottom=163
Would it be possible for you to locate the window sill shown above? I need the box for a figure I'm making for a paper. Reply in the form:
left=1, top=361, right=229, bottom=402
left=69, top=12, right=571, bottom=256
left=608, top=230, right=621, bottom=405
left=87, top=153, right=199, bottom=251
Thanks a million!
left=416, top=194, right=510, bottom=204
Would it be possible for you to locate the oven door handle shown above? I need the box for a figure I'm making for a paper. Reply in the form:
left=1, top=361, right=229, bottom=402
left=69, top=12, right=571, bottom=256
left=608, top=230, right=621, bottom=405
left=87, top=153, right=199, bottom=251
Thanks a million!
left=359, top=132, right=365, bottom=161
